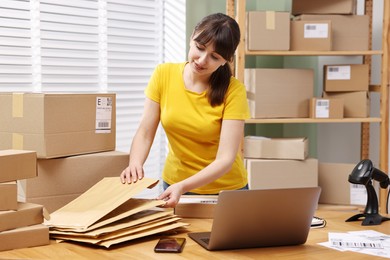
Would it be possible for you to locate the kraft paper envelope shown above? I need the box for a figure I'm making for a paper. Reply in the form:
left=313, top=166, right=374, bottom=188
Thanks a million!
left=46, top=177, right=159, bottom=230
left=50, top=210, right=173, bottom=237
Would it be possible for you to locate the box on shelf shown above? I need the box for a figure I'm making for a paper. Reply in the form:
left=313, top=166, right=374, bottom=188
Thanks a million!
left=244, top=136, right=308, bottom=160
left=245, top=68, right=314, bottom=118
left=292, top=0, right=357, bottom=15
left=309, top=97, right=344, bottom=119
left=298, top=15, right=369, bottom=51
left=323, top=91, right=369, bottom=118
left=0, top=92, right=116, bottom=158
left=0, top=202, right=44, bottom=232
left=246, top=11, right=290, bottom=51
left=0, top=150, right=36, bottom=183
left=319, top=163, right=365, bottom=205
left=174, top=195, right=218, bottom=219
left=0, top=182, right=17, bottom=211
left=18, top=151, right=129, bottom=213
left=0, top=224, right=49, bottom=252
left=290, top=20, right=332, bottom=51
left=324, top=64, right=369, bottom=92
left=246, top=158, right=318, bottom=190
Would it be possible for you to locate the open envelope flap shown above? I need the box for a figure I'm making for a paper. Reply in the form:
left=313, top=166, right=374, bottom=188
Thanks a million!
left=46, top=177, right=159, bottom=230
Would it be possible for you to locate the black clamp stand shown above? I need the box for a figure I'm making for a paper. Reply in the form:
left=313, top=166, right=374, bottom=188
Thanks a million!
left=346, top=181, right=390, bottom=225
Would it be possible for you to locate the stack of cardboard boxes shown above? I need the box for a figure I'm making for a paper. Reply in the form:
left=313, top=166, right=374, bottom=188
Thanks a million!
left=244, top=136, right=318, bottom=190
left=0, top=150, right=49, bottom=251
left=245, top=0, right=370, bottom=119
left=0, top=92, right=130, bottom=213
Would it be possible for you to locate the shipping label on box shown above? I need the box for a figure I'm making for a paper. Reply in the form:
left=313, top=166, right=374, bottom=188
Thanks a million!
left=246, top=11, right=290, bottom=51
left=324, top=64, right=369, bottom=92
left=290, top=20, right=332, bottom=51
left=310, top=97, right=343, bottom=119
left=244, top=136, right=308, bottom=160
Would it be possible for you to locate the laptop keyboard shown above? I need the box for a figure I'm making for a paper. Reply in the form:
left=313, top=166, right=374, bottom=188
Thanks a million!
left=201, top=238, right=210, bottom=245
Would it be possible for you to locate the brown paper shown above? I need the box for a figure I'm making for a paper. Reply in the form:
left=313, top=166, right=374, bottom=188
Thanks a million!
left=46, top=177, right=159, bottom=230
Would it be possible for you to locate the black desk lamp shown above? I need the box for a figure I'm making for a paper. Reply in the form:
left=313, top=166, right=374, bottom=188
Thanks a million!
left=346, top=159, right=390, bottom=225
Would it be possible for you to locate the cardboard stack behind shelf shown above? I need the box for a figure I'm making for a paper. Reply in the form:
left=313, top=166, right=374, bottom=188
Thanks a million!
left=243, top=136, right=318, bottom=190
left=0, top=150, right=49, bottom=252
left=0, top=92, right=116, bottom=159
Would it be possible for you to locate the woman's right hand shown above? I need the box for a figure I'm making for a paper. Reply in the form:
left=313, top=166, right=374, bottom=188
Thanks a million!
left=120, top=163, right=144, bottom=184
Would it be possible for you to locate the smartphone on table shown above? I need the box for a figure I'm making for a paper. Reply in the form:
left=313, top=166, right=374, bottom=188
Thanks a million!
left=154, top=237, right=186, bottom=253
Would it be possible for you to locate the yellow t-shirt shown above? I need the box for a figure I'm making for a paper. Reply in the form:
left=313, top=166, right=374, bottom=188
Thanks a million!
left=145, top=62, right=250, bottom=194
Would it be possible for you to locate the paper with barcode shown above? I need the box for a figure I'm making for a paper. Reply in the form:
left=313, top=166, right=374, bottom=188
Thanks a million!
left=319, top=230, right=390, bottom=258
left=96, top=96, right=112, bottom=133
left=304, top=23, right=328, bottom=38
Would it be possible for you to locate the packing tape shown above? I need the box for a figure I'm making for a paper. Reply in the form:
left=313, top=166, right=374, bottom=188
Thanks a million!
left=12, top=93, right=24, bottom=118
left=266, top=11, right=276, bottom=30
left=12, top=133, right=24, bottom=150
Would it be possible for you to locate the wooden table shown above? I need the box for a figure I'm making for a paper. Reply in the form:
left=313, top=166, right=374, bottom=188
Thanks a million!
left=0, top=207, right=388, bottom=259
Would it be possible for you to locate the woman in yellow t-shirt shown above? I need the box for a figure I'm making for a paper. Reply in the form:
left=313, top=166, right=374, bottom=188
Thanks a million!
left=120, top=13, right=250, bottom=207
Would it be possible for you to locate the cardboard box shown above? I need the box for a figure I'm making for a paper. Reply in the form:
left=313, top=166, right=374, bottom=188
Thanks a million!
left=246, top=158, right=318, bottom=190
left=244, top=136, right=308, bottom=160
left=174, top=195, right=218, bottom=219
left=310, top=97, right=344, bottom=119
left=0, top=202, right=44, bottom=232
left=0, top=92, right=116, bottom=158
left=0, top=182, right=17, bottom=211
left=0, top=224, right=49, bottom=252
left=18, top=151, right=129, bottom=213
left=292, top=0, right=357, bottom=15
left=24, top=194, right=79, bottom=214
left=323, top=91, right=369, bottom=118
left=0, top=150, right=37, bottom=182
left=319, top=163, right=365, bottom=205
left=245, top=68, right=314, bottom=118
left=290, top=20, right=332, bottom=51
left=324, top=64, right=369, bottom=92
left=298, top=15, right=369, bottom=51
left=246, top=11, right=290, bottom=51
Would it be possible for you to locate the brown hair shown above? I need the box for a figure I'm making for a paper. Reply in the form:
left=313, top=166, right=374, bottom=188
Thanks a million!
left=193, top=13, right=240, bottom=106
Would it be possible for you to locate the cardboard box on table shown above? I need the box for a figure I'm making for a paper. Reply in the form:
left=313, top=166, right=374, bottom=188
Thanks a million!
left=324, top=64, right=369, bottom=92
left=18, top=151, right=130, bottom=213
left=0, top=92, right=116, bottom=158
left=323, top=91, right=369, bottom=118
left=0, top=150, right=37, bottom=183
left=290, top=20, right=332, bottom=51
left=246, top=11, right=290, bottom=51
left=245, top=68, right=314, bottom=118
left=0, top=202, right=44, bottom=232
left=0, top=182, right=17, bottom=211
left=318, top=163, right=365, bottom=205
left=244, top=136, right=308, bottom=160
left=291, top=0, right=357, bottom=15
left=310, top=97, right=344, bottom=119
left=246, top=158, right=318, bottom=190
left=0, top=224, right=49, bottom=252
left=297, top=15, right=369, bottom=51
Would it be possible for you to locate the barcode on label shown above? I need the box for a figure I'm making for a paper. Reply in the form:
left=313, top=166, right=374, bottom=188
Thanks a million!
left=98, top=122, right=110, bottom=128
left=305, top=25, right=317, bottom=30
left=331, top=240, right=384, bottom=249
left=351, top=184, right=364, bottom=189
left=317, top=101, right=328, bottom=107
left=329, top=67, right=339, bottom=72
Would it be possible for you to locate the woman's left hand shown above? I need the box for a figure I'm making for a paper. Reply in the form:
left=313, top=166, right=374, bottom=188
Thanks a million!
left=157, top=183, right=184, bottom=208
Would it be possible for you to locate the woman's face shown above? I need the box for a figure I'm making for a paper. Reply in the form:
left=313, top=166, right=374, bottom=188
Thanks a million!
left=187, top=37, right=227, bottom=77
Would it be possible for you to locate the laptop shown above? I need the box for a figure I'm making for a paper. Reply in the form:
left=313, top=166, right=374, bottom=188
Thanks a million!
left=188, top=186, right=321, bottom=251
